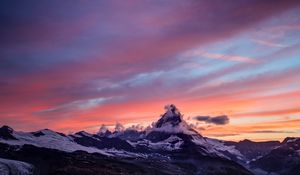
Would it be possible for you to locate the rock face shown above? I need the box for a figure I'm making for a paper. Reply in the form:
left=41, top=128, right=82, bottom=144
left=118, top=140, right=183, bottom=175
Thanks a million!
left=0, top=157, right=34, bottom=175
left=225, top=139, right=281, bottom=161
left=1, top=104, right=297, bottom=175
left=71, top=131, right=136, bottom=152
left=250, top=137, right=300, bottom=175
left=155, top=104, right=183, bottom=128
left=0, top=125, right=17, bottom=140
left=0, top=142, right=253, bottom=175
left=147, top=104, right=199, bottom=137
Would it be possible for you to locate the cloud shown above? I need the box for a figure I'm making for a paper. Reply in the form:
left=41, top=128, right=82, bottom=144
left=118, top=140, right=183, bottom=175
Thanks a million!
left=185, top=50, right=257, bottom=63
left=114, top=122, right=125, bottom=132
left=248, top=130, right=295, bottom=133
left=206, top=133, right=240, bottom=137
left=252, top=39, right=286, bottom=48
left=35, top=97, right=112, bottom=116
left=194, top=115, right=229, bottom=125
left=1, top=0, right=300, bottom=133
left=126, top=124, right=144, bottom=131
left=234, top=107, right=300, bottom=117
left=98, top=124, right=108, bottom=134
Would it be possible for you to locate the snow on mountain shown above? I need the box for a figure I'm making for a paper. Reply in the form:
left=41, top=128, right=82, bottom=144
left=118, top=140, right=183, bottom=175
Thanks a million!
left=140, top=105, right=244, bottom=160
left=97, top=124, right=112, bottom=137
left=192, top=135, right=244, bottom=160
left=101, top=148, right=147, bottom=158
left=1, top=104, right=295, bottom=171
left=250, top=137, right=300, bottom=175
left=225, top=139, right=281, bottom=164
left=0, top=158, right=34, bottom=175
left=112, top=129, right=145, bottom=141
left=73, top=131, right=94, bottom=138
left=129, top=135, right=184, bottom=151
left=3, top=104, right=291, bottom=175
left=282, top=137, right=300, bottom=144
left=0, top=105, right=244, bottom=162
left=0, top=125, right=149, bottom=158
left=148, top=135, right=184, bottom=150
left=148, top=104, right=198, bottom=135
left=0, top=127, right=113, bottom=156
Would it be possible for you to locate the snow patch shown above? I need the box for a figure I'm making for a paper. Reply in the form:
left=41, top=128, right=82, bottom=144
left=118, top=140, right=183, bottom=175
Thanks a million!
left=192, top=136, right=243, bottom=160
left=150, top=121, right=198, bottom=135
left=102, top=148, right=147, bottom=158
left=130, top=135, right=184, bottom=151
left=0, top=130, right=110, bottom=156
left=0, top=158, right=34, bottom=175
left=287, top=138, right=298, bottom=143
left=297, top=150, right=300, bottom=156
left=74, top=131, right=93, bottom=138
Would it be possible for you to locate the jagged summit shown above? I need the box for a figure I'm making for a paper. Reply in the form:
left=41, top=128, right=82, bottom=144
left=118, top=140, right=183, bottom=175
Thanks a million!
left=149, top=104, right=197, bottom=135
left=155, top=104, right=182, bottom=128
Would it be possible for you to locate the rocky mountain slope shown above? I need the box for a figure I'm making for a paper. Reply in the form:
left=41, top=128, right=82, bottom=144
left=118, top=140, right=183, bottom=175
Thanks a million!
left=250, top=137, right=300, bottom=175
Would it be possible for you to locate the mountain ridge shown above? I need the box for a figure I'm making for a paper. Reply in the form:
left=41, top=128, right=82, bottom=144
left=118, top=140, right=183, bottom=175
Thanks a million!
left=0, top=105, right=299, bottom=175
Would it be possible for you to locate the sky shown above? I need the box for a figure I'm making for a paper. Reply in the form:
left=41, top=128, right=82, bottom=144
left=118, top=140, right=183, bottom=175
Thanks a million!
left=1, top=0, right=300, bottom=141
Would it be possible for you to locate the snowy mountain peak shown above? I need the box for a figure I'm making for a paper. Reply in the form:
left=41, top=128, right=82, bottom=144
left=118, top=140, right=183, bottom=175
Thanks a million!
left=164, top=104, right=181, bottom=117
left=155, top=104, right=183, bottom=128
left=149, top=105, right=198, bottom=135
left=33, top=129, right=66, bottom=138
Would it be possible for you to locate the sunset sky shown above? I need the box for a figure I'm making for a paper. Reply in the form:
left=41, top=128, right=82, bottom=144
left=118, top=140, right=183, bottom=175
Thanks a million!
left=1, top=0, right=300, bottom=141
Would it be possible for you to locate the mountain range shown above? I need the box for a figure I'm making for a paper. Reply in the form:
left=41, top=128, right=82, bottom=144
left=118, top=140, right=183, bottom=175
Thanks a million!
left=0, top=104, right=299, bottom=175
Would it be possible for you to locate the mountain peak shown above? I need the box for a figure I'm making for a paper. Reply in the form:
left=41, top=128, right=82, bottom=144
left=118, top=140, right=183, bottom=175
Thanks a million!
left=75, top=131, right=93, bottom=137
left=155, top=104, right=182, bottom=128
left=0, top=125, right=17, bottom=140
left=0, top=125, right=14, bottom=133
left=282, top=137, right=300, bottom=144
left=149, top=104, right=198, bottom=135
left=164, top=104, right=181, bottom=117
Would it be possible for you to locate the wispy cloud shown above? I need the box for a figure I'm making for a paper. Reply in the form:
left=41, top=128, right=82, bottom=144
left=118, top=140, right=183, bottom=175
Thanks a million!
left=252, top=39, right=286, bottom=48
left=206, top=133, right=240, bottom=137
left=35, top=97, right=113, bottom=115
left=248, top=130, right=295, bottom=133
left=185, top=50, right=257, bottom=63
left=202, top=52, right=257, bottom=63
left=233, top=107, right=300, bottom=117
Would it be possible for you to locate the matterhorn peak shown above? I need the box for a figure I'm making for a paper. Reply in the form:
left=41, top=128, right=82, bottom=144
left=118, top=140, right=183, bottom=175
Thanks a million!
left=164, top=104, right=181, bottom=117
left=150, top=104, right=198, bottom=135
left=155, top=104, right=183, bottom=128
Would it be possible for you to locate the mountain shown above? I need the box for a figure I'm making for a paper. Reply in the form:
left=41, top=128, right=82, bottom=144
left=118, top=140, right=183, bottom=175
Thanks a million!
left=0, top=104, right=298, bottom=175
left=225, top=139, right=281, bottom=162
left=250, top=137, right=300, bottom=175
left=143, top=105, right=245, bottom=161
left=0, top=157, right=34, bottom=175
left=0, top=125, right=17, bottom=140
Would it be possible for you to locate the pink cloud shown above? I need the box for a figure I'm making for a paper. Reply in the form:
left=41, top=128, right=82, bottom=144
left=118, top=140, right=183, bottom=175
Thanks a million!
left=1, top=0, right=300, bottom=137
